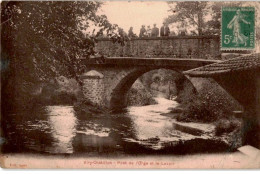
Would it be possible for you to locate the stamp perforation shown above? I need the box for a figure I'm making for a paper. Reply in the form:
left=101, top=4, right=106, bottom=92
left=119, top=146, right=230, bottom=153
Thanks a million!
left=220, top=6, right=256, bottom=51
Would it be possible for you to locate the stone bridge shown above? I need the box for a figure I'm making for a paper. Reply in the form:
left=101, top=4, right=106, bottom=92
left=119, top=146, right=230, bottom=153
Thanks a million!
left=82, top=36, right=222, bottom=110
left=81, top=57, right=219, bottom=111
left=81, top=36, right=259, bottom=147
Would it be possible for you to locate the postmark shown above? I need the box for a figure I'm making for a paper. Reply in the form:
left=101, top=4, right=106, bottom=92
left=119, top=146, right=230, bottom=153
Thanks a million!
left=221, top=7, right=255, bottom=50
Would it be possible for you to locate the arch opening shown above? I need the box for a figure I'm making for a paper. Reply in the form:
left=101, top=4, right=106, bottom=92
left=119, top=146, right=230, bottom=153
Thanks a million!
left=110, top=68, right=197, bottom=112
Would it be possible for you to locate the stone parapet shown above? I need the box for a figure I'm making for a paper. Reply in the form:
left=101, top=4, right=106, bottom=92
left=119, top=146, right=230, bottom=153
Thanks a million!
left=95, top=36, right=221, bottom=60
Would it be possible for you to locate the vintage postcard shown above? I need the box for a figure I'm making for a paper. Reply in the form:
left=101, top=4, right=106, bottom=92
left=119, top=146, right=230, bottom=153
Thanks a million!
left=0, top=0, right=260, bottom=169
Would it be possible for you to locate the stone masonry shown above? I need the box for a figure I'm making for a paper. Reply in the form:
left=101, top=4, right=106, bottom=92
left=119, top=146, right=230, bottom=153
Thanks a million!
left=95, top=36, right=220, bottom=59
left=81, top=60, right=215, bottom=111
left=81, top=70, right=105, bottom=106
left=81, top=36, right=222, bottom=111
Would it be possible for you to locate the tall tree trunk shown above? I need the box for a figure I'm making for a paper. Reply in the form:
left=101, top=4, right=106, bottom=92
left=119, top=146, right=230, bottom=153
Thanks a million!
left=198, top=11, right=203, bottom=35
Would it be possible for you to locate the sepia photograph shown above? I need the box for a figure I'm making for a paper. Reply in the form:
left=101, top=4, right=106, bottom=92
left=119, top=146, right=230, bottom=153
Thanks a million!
left=0, top=0, right=260, bottom=169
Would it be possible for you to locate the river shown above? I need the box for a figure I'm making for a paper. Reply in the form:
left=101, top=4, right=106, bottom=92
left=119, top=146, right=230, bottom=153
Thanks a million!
left=2, top=97, right=230, bottom=155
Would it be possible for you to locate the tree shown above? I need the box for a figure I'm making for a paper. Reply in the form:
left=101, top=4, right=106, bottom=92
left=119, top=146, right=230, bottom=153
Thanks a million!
left=1, top=1, right=120, bottom=111
left=165, top=1, right=209, bottom=35
left=204, top=2, right=244, bottom=35
left=164, top=1, right=248, bottom=36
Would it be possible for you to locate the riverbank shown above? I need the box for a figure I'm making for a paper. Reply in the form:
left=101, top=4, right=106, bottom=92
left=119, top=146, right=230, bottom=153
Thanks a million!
left=162, top=106, right=242, bottom=150
left=125, top=97, right=241, bottom=152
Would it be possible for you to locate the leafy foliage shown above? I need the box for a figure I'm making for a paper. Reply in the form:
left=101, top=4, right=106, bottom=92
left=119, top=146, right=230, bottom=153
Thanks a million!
left=165, top=1, right=208, bottom=35
left=165, top=1, right=244, bottom=35
left=127, top=80, right=157, bottom=106
left=35, top=76, right=80, bottom=105
left=1, top=1, right=120, bottom=111
left=215, top=118, right=241, bottom=136
left=176, top=78, right=242, bottom=123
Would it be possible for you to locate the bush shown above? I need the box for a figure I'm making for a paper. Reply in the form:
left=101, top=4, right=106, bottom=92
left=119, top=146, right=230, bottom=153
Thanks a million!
left=177, top=78, right=242, bottom=123
left=195, top=78, right=241, bottom=117
left=215, top=118, right=242, bottom=136
left=176, top=97, right=215, bottom=123
left=127, top=88, right=157, bottom=106
left=127, top=79, right=157, bottom=106
left=50, top=91, right=77, bottom=105
left=74, top=98, right=106, bottom=116
left=175, top=75, right=197, bottom=104
left=35, top=76, right=80, bottom=105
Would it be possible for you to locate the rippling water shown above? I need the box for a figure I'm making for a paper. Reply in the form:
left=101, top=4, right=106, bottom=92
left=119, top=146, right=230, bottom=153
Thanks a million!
left=2, top=98, right=229, bottom=155
left=125, top=98, right=184, bottom=149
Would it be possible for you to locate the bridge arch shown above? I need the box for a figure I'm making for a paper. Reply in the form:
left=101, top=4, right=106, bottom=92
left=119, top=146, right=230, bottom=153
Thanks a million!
left=81, top=58, right=216, bottom=111
left=109, top=67, right=196, bottom=112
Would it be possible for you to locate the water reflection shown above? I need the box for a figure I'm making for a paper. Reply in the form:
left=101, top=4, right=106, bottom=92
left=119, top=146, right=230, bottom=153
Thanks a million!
left=3, top=97, right=228, bottom=155
left=125, top=98, right=186, bottom=149
left=128, top=97, right=177, bottom=140
left=45, top=106, right=77, bottom=153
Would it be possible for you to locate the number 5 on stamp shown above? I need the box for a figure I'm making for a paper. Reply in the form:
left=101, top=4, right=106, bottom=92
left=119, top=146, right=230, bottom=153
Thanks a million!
left=221, top=7, right=255, bottom=50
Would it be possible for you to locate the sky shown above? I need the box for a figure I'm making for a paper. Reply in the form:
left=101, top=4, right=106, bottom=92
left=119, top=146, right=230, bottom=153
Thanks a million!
left=100, top=1, right=170, bottom=34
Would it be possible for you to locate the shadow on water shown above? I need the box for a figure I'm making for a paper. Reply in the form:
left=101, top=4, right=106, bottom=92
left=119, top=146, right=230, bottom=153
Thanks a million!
left=121, top=139, right=231, bottom=155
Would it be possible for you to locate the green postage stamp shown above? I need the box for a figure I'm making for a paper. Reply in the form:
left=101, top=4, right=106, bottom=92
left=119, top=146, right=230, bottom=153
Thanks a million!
left=221, top=7, right=255, bottom=50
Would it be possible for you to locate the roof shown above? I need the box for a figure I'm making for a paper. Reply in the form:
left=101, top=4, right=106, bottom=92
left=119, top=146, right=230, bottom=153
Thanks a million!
left=184, top=53, right=260, bottom=77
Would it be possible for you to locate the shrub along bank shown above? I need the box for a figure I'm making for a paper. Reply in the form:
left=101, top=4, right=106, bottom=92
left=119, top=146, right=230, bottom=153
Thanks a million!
left=34, top=76, right=80, bottom=106
left=127, top=79, right=157, bottom=106
left=174, top=78, right=243, bottom=136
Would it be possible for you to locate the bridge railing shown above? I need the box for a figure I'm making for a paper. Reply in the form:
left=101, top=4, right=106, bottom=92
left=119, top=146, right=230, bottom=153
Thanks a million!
left=95, top=35, right=221, bottom=60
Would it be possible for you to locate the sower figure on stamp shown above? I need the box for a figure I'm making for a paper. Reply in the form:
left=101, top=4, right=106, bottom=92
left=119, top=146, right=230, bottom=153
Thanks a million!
left=227, top=9, right=250, bottom=46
